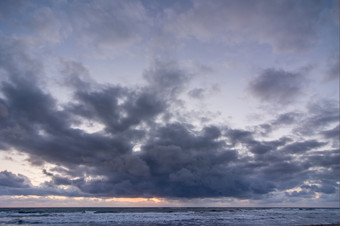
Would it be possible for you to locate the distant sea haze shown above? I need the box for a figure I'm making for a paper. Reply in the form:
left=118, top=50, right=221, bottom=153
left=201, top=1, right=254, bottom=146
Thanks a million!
left=0, top=207, right=339, bottom=225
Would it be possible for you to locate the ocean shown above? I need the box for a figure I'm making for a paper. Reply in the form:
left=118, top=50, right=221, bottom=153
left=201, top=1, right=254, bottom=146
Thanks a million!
left=0, top=207, right=338, bottom=225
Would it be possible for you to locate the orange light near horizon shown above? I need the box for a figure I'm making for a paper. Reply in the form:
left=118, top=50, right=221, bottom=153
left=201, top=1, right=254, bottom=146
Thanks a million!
left=10, top=195, right=164, bottom=204
left=105, top=197, right=163, bottom=203
left=11, top=195, right=70, bottom=200
left=11, top=195, right=41, bottom=199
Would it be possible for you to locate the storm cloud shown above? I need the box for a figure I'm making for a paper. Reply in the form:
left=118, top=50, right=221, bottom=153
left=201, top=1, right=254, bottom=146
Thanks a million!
left=248, top=68, right=307, bottom=104
left=0, top=45, right=338, bottom=200
left=0, top=171, right=31, bottom=188
left=0, top=0, right=338, bottom=207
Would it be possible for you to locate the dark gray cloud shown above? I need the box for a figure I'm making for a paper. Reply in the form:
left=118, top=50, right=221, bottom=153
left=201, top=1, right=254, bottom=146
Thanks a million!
left=143, top=60, right=191, bottom=99
left=0, top=38, right=42, bottom=85
left=69, top=86, right=165, bottom=134
left=294, top=99, right=339, bottom=136
left=271, top=112, right=302, bottom=126
left=0, top=171, right=31, bottom=188
left=249, top=138, right=291, bottom=155
left=0, top=39, right=338, bottom=202
left=255, top=112, right=302, bottom=135
left=284, top=148, right=339, bottom=199
left=305, top=149, right=339, bottom=170
left=248, top=68, right=307, bottom=104
left=256, top=99, right=339, bottom=139
left=59, top=59, right=95, bottom=90
left=188, top=88, right=205, bottom=99
left=0, top=170, right=86, bottom=197
left=279, top=140, right=327, bottom=154
left=226, top=128, right=291, bottom=155
left=0, top=70, right=337, bottom=199
left=322, top=125, right=339, bottom=139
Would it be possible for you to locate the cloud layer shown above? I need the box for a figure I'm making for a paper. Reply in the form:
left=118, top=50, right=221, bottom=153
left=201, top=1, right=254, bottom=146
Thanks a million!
left=0, top=38, right=338, bottom=202
left=167, top=0, right=326, bottom=52
left=0, top=0, right=338, bottom=207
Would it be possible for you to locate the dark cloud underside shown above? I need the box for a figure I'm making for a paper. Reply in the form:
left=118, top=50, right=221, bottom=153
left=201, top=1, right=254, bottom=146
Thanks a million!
left=0, top=40, right=338, bottom=200
left=248, top=68, right=307, bottom=105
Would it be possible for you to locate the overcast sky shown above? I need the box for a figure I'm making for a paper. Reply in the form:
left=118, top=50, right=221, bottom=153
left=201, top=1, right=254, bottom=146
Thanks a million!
left=0, top=0, right=339, bottom=207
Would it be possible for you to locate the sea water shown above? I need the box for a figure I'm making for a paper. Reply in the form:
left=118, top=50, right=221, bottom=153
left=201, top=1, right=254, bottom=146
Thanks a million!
left=0, top=207, right=339, bottom=225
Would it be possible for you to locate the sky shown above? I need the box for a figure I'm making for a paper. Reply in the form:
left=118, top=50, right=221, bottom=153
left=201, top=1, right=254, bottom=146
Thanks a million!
left=0, top=0, right=339, bottom=208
